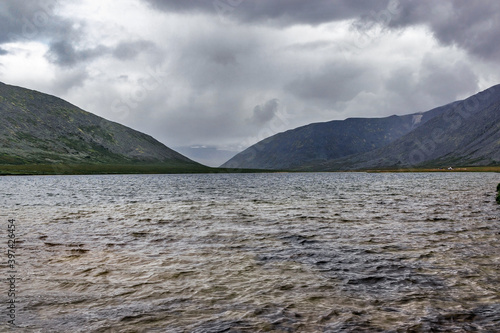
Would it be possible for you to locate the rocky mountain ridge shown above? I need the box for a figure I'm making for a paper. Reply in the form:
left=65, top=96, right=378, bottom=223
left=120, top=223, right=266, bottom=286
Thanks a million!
left=0, top=81, right=200, bottom=168
left=223, top=85, right=500, bottom=171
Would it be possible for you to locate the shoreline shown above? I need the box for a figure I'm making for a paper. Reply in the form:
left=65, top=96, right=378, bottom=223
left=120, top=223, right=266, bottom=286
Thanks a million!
left=1, top=164, right=500, bottom=176
left=364, top=166, right=500, bottom=173
left=0, top=163, right=276, bottom=176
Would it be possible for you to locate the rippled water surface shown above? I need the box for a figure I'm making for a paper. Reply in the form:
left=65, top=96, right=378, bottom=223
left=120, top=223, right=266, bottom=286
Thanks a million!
left=1, top=172, right=499, bottom=332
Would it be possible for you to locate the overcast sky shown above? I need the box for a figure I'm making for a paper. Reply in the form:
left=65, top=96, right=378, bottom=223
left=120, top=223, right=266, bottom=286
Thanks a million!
left=1, top=0, right=499, bottom=166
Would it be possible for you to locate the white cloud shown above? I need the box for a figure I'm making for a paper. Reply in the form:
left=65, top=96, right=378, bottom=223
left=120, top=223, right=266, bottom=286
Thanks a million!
left=0, top=41, right=55, bottom=90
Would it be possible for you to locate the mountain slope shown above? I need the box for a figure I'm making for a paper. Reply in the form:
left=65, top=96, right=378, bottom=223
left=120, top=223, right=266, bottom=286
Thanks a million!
left=221, top=104, right=449, bottom=170
left=0, top=82, right=200, bottom=167
left=306, top=84, right=500, bottom=171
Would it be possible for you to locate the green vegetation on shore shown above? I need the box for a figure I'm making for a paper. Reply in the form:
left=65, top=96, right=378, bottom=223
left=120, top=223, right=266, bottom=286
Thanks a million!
left=0, top=163, right=276, bottom=175
left=364, top=166, right=500, bottom=173
left=2, top=163, right=500, bottom=176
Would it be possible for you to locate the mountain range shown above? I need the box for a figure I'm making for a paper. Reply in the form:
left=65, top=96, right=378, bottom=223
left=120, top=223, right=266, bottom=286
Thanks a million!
left=2, top=81, right=499, bottom=174
left=0, top=81, right=204, bottom=173
left=223, top=85, right=500, bottom=171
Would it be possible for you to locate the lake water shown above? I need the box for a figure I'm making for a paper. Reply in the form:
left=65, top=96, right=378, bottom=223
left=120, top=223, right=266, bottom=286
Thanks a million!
left=1, top=172, right=499, bottom=332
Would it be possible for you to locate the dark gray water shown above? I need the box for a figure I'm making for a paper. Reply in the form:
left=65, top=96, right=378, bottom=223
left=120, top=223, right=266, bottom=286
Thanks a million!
left=1, top=172, right=499, bottom=332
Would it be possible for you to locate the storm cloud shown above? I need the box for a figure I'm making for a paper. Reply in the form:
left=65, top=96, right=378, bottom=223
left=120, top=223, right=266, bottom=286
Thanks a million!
left=0, top=0, right=77, bottom=44
left=387, top=0, right=500, bottom=61
left=251, top=99, right=280, bottom=125
left=143, top=0, right=392, bottom=26
left=46, top=40, right=108, bottom=67
left=0, top=0, right=499, bottom=166
left=144, top=0, right=500, bottom=61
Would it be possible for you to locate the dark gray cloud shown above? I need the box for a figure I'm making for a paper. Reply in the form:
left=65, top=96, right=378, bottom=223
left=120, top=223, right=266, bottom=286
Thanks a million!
left=46, top=39, right=158, bottom=67
left=142, top=0, right=215, bottom=14
left=231, top=0, right=391, bottom=25
left=143, top=0, right=389, bottom=25
left=143, top=0, right=500, bottom=61
left=251, top=99, right=279, bottom=125
left=0, top=0, right=96, bottom=70
left=46, top=40, right=108, bottom=67
left=0, top=48, right=8, bottom=55
left=385, top=0, right=500, bottom=61
left=0, top=0, right=78, bottom=44
left=0, top=1, right=157, bottom=68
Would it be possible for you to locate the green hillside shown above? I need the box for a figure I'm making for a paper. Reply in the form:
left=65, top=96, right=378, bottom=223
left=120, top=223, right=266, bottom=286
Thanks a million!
left=0, top=82, right=208, bottom=174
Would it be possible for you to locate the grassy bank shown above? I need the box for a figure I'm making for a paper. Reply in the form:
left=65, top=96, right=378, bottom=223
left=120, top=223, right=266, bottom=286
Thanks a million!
left=364, top=166, right=500, bottom=173
left=1, top=164, right=499, bottom=176
left=0, top=163, right=276, bottom=175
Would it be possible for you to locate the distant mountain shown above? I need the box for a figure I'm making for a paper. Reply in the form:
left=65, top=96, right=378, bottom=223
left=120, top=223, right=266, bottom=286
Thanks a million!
left=0, top=82, right=202, bottom=169
left=221, top=103, right=449, bottom=170
left=222, top=84, right=500, bottom=171
left=174, top=146, right=238, bottom=167
left=308, top=84, right=500, bottom=171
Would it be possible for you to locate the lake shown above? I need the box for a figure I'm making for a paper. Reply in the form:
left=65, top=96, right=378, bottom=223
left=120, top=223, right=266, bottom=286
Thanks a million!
left=1, top=173, right=499, bottom=332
